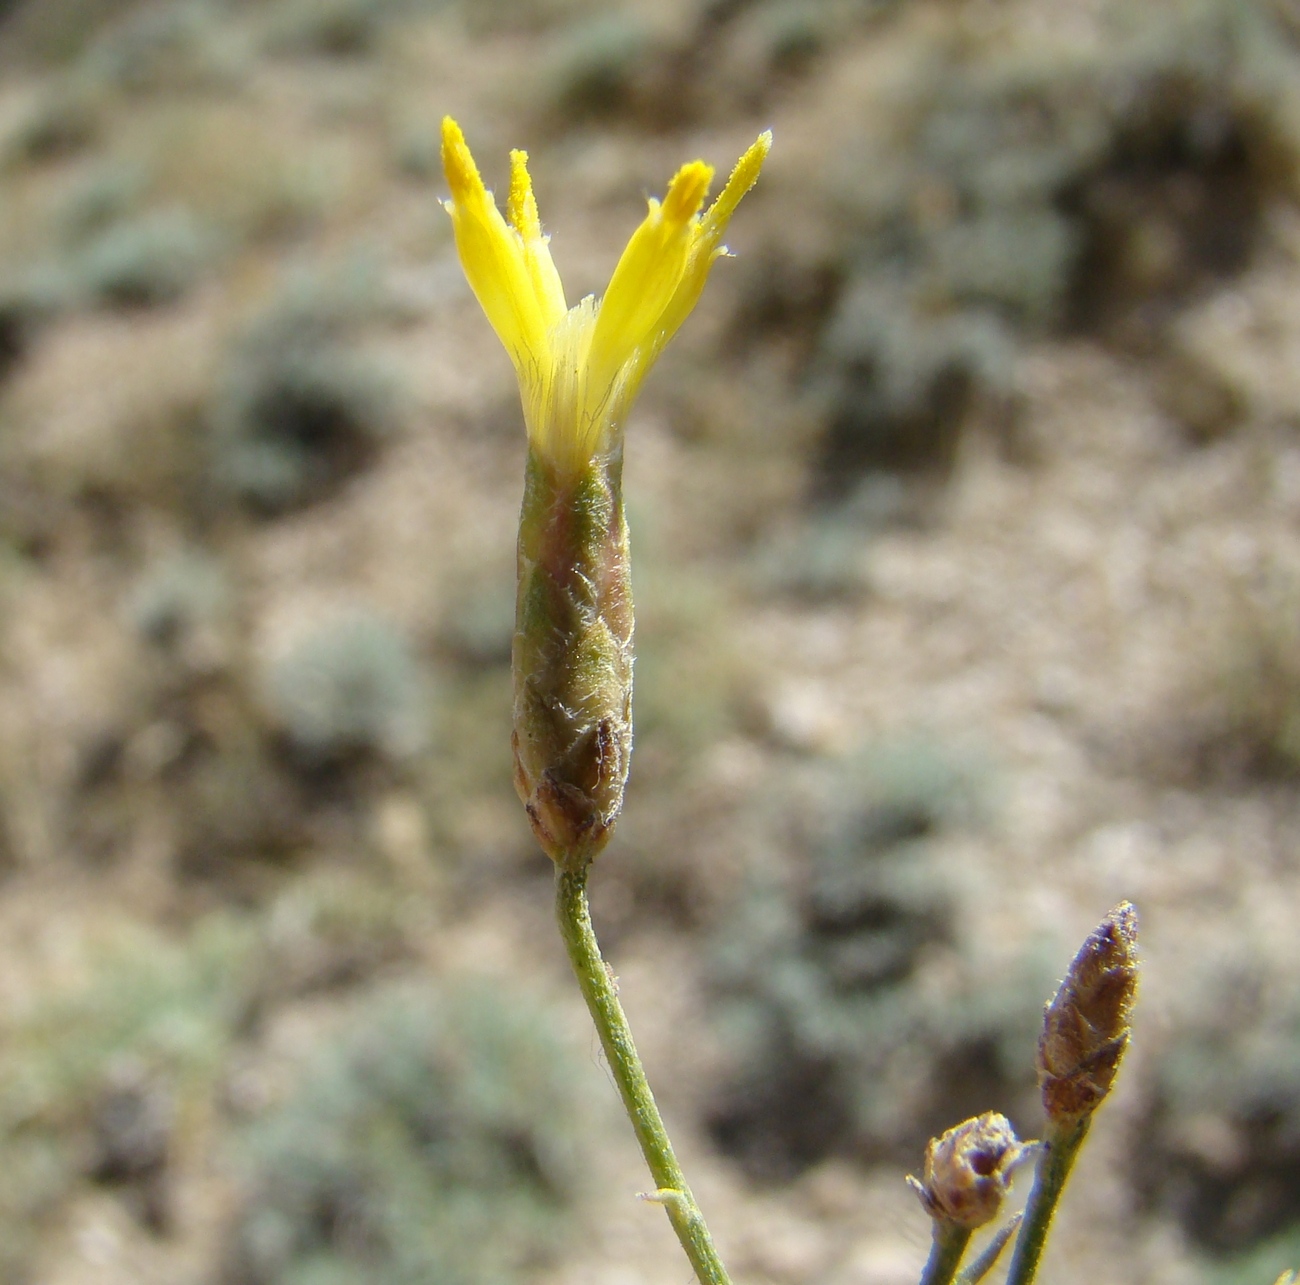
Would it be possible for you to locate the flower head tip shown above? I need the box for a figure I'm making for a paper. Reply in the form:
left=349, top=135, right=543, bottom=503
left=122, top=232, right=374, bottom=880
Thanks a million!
left=441, top=118, right=770, bottom=475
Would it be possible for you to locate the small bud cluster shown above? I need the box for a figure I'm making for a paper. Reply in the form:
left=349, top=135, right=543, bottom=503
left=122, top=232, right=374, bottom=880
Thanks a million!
left=908, top=1112, right=1027, bottom=1230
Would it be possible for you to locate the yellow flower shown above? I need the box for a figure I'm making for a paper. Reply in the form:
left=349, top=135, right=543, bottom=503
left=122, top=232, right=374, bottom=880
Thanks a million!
left=441, top=117, right=771, bottom=475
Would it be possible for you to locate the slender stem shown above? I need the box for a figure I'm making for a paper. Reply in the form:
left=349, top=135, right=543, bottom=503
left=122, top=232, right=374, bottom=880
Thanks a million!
left=1004, top=1117, right=1091, bottom=1285
left=955, top=1213, right=1022, bottom=1285
left=918, top=1221, right=971, bottom=1285
left=555, top=866, right=733, bottom=1285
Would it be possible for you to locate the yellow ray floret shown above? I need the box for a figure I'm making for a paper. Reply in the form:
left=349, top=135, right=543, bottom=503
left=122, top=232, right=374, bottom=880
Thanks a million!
left=441, top=117, right=771, bottom=475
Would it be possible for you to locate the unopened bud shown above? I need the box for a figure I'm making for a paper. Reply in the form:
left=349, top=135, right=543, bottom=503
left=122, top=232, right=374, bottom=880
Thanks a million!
left=1038, top=902, right=1139, bottom=1124
left=512, top=446, right=633, bottom=870
left=908, top=1112, right=1028, bottom=1230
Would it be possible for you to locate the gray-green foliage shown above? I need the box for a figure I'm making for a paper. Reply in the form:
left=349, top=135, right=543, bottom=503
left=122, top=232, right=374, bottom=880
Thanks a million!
left=0, top=265, right=70, bottom=384
left=209, top=265, right=402, bottom=512
left=709, top=741, right=1052, bottom=1177
left=545, top=13, right=658, bottom=121
left=2, top=162, right=215, bottom=318
left=80, top=0, right=248, bottom=93
left=1208, top=1231, right=1300, bottom=1285
left=808, top=0, right=1297, bottom=490
left=264, top=612, right=429, bottom=765
left=440, top=580, right=515, bottom=668
left=225, top=979, right=590, bottom=1285
left=78, top=206, right=215, bottom=307
left=265, top=0, right=422, bottom=56
left=2, top=78, right=100, bottom=164
left=127, top=549, right=229, bottom=648
left=55, top=160, right=149, bottom=244
left=750, top=475, right=908, bottom=601
left=1137, top=964, right=1300, bottom=1258
left=0, top=917, right=256, bottom=1276
left=540, top=0, right=896, bottom=128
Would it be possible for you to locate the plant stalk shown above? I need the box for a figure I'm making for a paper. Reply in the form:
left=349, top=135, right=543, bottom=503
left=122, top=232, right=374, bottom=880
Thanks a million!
left=955, top=1213, right=1022, bottom=1285
left=919, top=1221, right=972, bottom=1285
left=1004, top=1117, right=1091, bottom=1285
left=555, top=865, right=732, bottom=1285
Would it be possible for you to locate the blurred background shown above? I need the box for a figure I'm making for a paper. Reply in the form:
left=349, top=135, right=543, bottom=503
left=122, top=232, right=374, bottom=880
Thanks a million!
left=0, top=0, right=1299, bottom=1281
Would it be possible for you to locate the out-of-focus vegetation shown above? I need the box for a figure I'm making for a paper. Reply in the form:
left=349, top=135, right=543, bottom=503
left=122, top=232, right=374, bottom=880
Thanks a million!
left=0, top=919, right=249, bottom=1273
left=1136, top=954, right=1300, bottom=1282
left=223, top=979, right=593, bottom=1285
left=707, top=741, right=1055, bottom=1178
left=0, top=0, right=1298, bottom=1279
left=208, top=264, right=404, bottom=515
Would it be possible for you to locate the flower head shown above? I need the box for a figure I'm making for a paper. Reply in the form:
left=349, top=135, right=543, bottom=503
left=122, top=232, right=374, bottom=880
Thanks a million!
left=908, top=1113, right=1028, bottom=1230
left=441, top=118, right=770, bottom=475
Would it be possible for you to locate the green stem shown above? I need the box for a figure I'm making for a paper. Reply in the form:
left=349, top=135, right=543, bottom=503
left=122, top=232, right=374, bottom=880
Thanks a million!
left=1004, top=1117, right=1091, bottom=1285
left=955, top=1213, right=1022, bottom=1285
left=918, top=1221, right=971, bottom=1285
left=555, top=866, right=733, bottom=1285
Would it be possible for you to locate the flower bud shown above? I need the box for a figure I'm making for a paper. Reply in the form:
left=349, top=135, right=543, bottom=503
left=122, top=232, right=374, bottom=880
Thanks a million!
left=1038, top=902, right=1139, bottom=1124
left=908, top=1112, right=1027, bottom=1230
left=441, top=120, right=767, bottom=867
left=512, top=444, right=633, bottom=869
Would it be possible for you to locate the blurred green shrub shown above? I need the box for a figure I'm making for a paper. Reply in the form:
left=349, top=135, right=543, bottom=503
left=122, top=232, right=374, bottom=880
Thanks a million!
left=262, top=612, right=430, bottom=768
left=1209, top=1231, right=1300, bottom=1285
left=439, top=579, right=514, bottom=669
left=265, top=0, right=414, bottom=57
left=750, top=475, right=908, bottom=601
left=1142, top=565, right=1300, bottom=783
left=78, top=206, right=216, bottom=307
left=732, top=0, right=1300, bottom=496
left=208, top=266, right=403, bottom=513
left=69, top=552, right=300, bottom=878
left=632, top=559, right=751, bottom=769
left=707, top=741, right=1052, bottom=1178
left=544, top=13, right=659, bottom=123
left=81, top=566, right=430, bottom=882
left=224, top=979, right=591, bottom=1285
left=0, top=0, right=158, bottom=64
left=2, top=79, right=101, bottom=164
left=539, top=0, right=891, bottom=129
left=54, top=159, right=149, bottom=244
left=127, top=548, right=230, bottom=649
left=0, top=266, right=68, bottom=385
left=813, top=279, right=1014, bottom=489
left=1136, top=962, right=1300, bottom=1262
left=81, top=0, right=247, bottom=94
left=255, top=870, right=416, bottom=1002
left=0, top=916, right=256, bottom=1273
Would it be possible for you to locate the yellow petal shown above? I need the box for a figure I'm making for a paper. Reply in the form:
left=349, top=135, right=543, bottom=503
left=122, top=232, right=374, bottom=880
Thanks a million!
left=650, top=130, right=772, bottom=358
left=700, top=130, right=771, bottom=245
left=508, top=149, right=567, bottom=331
left=586, top=160, right=714, bottom=393
left=441, top=118, right=550, bottom=373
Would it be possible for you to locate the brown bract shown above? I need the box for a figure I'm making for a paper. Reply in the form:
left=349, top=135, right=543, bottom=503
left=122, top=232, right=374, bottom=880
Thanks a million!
left=908, top=1112, right=1028, bottom=1229
left=1038, top=902, right=1139, bottom=1123
left=512, top=446, right=634, bottom=870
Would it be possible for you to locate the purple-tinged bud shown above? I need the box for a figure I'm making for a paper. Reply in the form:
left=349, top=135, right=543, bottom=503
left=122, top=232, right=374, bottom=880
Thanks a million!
left=1038, top=902, right=1139, bottom=1124
left=908, top=1112, right=1028, bottom=1230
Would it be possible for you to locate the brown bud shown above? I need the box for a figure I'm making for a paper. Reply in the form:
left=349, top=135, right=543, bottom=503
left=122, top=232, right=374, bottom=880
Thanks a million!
left=512, top=446, right=633, bottom=870
left=1038, top=902, right=1139, bottom=1124
left=907, top=1112, right=1028, bottom=1229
